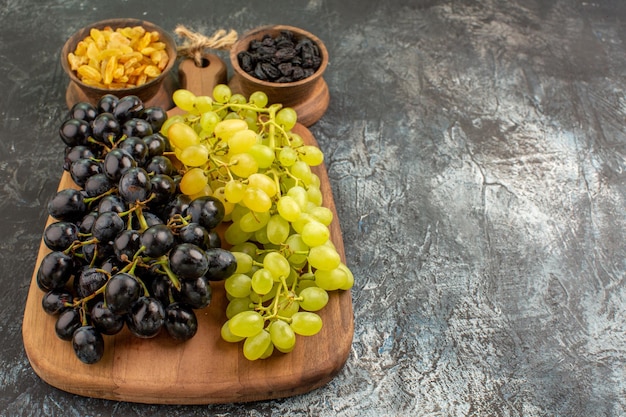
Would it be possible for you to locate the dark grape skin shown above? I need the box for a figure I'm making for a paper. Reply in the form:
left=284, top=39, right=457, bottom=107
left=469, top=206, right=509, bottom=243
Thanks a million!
left=206, top=230, right=222, bottom=249
left=204, top=248, right=237, bottom=281
left=168, top=243, right=209, bottom=280
left=122, top=118, right=153, bottom=138
left=113, top=229, right=142, bottom=263
left=41, top=289, right=73, bottom=315
left=84, top=173, right=114, bottom=197
left=55, top=308, right=82, bottom=341
left=74, top=267, right=109, bottom=298
left=91, top=112, right=121, bottom=144
left=37, top=251, right=76, bottom=291
left=72, top=325, right=105, bottom=364
left=43, top=221, right=79, bottom=251
left=90, top=300, right=125, bottom=335
left=165, top=302, right=198, bottom=341
left=173, top=275, right=212, bottom=309
left=140, top=224, right=175, bottom=258
left=97, top=194, right=127, bottom=214
left=97, top=93, right=119, bottom=114
left=103, top=148, right=137, bottom=181
left=142, top=107, right=168, bottom=132
left=177, top=222, right=211, bottom=249
left=125, top=296, right=165, bottom=339
left=59, top=118, right=92, bottom=147
left=118, top=167, right=152, bottom=204
left=149, top=174, right=177, bottom=205
left=78, top=210, right=98, bottom=235
left=158, top=194, right=191, bottom=223
left=187, top=196, right=225, bottom=230
left=69, top=158, right=102, bottom=188
left=118, top=136, right=148, bottom=166
left=114, top=95, right=144, bottom=123
left=144, top=155, right=174, bottom=176
left=70, top=101, right=98, bottom=123
left=91, top=211, right=125, bottom=243
left=63, top=145, right=95, bottom=171
left=143, top=133, right=169, bottom=158
left=104, top=272, right=142, bottom=315
left=47, top=188, right=86, bottom=222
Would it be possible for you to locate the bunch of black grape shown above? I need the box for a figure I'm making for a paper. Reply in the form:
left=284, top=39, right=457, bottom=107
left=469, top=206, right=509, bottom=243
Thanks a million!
left=38, top=94, right=236, bottom=364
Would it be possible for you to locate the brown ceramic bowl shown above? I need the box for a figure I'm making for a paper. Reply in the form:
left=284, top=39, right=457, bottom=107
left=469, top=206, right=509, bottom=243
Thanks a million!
left=229, top=25, right=329, bottom=125
left=61, top=18, right=177, bottom=107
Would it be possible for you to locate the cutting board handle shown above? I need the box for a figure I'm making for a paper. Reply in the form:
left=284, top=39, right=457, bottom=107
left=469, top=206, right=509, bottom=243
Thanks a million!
left=177, top=53, right=228, bottom=99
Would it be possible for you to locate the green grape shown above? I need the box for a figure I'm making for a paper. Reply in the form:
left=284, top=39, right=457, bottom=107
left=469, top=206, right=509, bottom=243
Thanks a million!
left=277, top=293, right=300, bottom=317
left=228, top=310, right=264, bottom=337
left=299, top=286, right=329, bottom=311
left=301, top=220, right=330, bottom=247
left=221, top=320, right=245, bottom=342
left=263, top=251, right=291, bottom=280
left=251, top=268, right=274, bottom=295
left=314, top=267, right=348, bottom=291
left=243, top=329, right=272, bottom=361
left=290, top=312, right=323, bottom=336
left=296, top=278, right=318, bottom=293
left=225, top=273, right=252, bottom=298
left=291, top=212, right=315, bottom=234
left=278, top=147, right=298, bottom=167
left=260, top=341, right=274, bottom=359
left=229, top=153, right=258, bottom=178
left=172, top=89, right=197, bottom=112
left=247, top=173, right=277, bottom=198
left=266, top=214, right=290, bottom=245
left=229, top=202, right=249, bottom=223
left=229, top=93, right=247, bottom=105
left=239, top=210, right=271, bottom=232
left=254, top=227, right=271, bottom=245
left=285, top=233, right=309, bottom=266
left=224, top=180, right=246, bottom=203
left=230, top=241, right=259, bottom=258
left=194, top=95, right=213, bottom=113
left=299, top=145, right=324, bottom=166
left=276, top=195, right=301, bottom=222
left=179, top=144, right=209, bottom=167
left=224, top=221, right=253, bottom=246
left=160, top=114, right=184, bottom=135
left=180, top=168, right=208, bottom=195
left=269, top=320, right=296, bottom=351
left=290, top=160, right=312, bottom=185
left=249, top=91, right=268, bottom=108
left=287, top=186, right=309, bottom=209
left=248, top=143, right=275, bottom=168
left=307, top=206, right=333, bottom=226
left=242, top=186, right=271, bottom=212
left=307, top=185, right=323, bottom=206
left=308, top=245, right=341, bottom=271
left=213, top=84, right=232, bottom=103
left=232, top=252, right=254, bottom=274
left=275, top=107, right=298, bottom=131
left=214, top=118, right=248, bottom=140
left=309, top=173, right=321, bottom=188
left=288, top=132, right=304, bottom=147
left=337, top=263, right=355, bottom=290
left=226, top=296, right=253, bottom=319
left=168, top=122, right=200, bottom=149
left=200, top=111, right=220, bottom=133
left=228, top=129, right=258, bottom=154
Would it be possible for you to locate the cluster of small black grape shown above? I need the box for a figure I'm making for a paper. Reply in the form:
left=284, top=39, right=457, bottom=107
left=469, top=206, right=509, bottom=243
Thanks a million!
left=38, top=94, right=236, bottom=364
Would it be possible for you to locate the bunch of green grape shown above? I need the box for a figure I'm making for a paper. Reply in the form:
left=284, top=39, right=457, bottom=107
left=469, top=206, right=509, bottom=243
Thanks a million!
left=162, top=85, right=354, bottom=360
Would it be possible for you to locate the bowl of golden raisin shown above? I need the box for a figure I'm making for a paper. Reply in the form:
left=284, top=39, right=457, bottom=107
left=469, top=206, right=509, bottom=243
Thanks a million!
left=61, top=18, right=177, bottom=106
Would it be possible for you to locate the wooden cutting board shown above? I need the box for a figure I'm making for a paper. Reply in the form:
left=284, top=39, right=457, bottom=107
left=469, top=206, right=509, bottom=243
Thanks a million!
left=21, top=55, right=354, bottom=404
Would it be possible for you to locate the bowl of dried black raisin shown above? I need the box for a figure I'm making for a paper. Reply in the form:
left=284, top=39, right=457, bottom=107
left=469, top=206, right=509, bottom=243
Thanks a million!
left=229, top=25, right=329, bottom=126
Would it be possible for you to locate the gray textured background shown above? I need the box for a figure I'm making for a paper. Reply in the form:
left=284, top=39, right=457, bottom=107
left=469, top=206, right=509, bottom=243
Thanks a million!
left=1, top=0, right=626, bottom=416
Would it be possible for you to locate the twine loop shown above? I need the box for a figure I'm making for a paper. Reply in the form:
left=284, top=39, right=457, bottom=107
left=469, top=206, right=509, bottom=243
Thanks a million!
left=175, top=25, right=238, bottom=66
